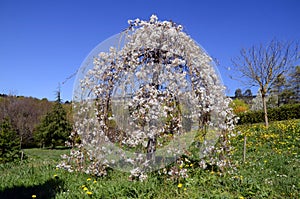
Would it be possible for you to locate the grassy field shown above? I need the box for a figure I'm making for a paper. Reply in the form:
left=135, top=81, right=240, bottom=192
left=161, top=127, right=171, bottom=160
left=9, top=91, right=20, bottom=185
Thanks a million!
left=0, top=120, right=299, bottom=198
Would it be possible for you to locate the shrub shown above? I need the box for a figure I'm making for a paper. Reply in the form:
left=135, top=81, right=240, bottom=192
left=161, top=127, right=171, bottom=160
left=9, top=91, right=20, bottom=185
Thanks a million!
left=237, top=103, right=300, bottom=124
left=229, top=99, right=249, bottom=114
left=0, top=118, right=20, bottom=163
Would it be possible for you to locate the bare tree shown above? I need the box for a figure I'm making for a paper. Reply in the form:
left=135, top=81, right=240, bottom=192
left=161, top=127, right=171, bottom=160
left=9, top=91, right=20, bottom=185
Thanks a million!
left=232, top=39, right=299, bottom=127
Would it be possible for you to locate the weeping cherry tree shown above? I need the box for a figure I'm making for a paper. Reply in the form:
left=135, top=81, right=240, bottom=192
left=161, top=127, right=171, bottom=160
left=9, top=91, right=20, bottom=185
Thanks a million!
left=58, top=15, right=236, bottom=180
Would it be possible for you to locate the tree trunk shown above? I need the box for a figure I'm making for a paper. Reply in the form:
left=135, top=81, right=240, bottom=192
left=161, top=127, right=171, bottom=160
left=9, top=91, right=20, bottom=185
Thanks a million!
left=262, top=94, right=269, bottom=128
left=19, top=135, right=22, bottom=150
left=146, top=61, right=161, bottom=163
left=146, top=136, right=156, bottom=162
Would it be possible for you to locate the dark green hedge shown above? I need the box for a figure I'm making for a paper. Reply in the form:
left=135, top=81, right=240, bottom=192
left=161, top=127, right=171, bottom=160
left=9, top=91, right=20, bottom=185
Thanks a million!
left=237, top=103, right=300, bottom=124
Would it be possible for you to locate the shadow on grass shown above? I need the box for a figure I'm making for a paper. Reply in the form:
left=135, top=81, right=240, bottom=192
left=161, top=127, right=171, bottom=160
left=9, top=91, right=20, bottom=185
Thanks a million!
left=0, top=178, right=64, bottom=199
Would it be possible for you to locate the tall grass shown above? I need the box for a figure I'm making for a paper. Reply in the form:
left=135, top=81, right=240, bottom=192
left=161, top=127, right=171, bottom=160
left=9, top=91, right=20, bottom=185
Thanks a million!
left=0, top=120, right=299, bottom=198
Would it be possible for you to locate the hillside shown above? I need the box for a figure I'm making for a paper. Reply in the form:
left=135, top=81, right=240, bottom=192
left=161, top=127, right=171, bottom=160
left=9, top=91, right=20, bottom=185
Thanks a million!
left=0, top=94, right=72, bottom=148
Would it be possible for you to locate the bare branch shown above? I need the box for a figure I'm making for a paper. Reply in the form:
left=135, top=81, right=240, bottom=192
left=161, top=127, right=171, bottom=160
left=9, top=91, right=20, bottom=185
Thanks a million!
left=231, top=39, right=299, bottom=127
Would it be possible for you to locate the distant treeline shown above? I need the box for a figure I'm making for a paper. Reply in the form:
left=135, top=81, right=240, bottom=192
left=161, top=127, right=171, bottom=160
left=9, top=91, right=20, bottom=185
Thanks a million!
left=0, top=95, right=72, bottom=148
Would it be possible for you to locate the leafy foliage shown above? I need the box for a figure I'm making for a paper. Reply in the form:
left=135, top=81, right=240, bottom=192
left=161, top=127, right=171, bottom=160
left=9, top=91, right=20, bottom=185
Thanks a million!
left=238, top=103, right=300, bottom=124
left=0, top=118, right=20, bottom=163
left=230, top=98, right=249, bottom=114
left=0, top=95, right=52, bottom=148
left=289, top=66, right=300, bottom=102
left=34, top=99, right=72, bottom=148
left=268, top=66, right=300, bottom=107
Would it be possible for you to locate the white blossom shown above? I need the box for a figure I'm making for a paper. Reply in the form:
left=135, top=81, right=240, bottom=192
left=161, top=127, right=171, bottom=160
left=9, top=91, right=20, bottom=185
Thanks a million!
left=63, top=15, right=236, bottom=179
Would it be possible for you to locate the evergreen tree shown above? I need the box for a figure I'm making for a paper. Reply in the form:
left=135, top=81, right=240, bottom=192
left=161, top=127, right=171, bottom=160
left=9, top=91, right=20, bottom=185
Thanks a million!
left=270, top=74, right=286, bottom=107
left=243, top=89, right=253, bottom=97
left=234, top=88, right=243, bottom=98
left=34, top=90, right=72, bottom=148
left=0, top=118, right=20, bottom=163
left=242, top=89, right=253, bottom=105
left=289, top=66, right=300, bottom=102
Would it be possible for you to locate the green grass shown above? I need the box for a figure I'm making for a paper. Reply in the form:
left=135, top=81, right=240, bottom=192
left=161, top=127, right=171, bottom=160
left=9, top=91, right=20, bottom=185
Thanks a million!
left=0, top=120, right=299, bottom=198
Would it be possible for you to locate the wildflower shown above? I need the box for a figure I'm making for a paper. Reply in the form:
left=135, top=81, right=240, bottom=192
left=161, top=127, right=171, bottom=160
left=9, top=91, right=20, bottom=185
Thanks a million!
left=32, top=195, right=37, bottom=198
left=178, top=183, right=183, bottom=188
left=53, top=174, right=59, bottom=179
left=93, top=180, right=97, bottom=183
left=87, top=191, right=92, bottom=195
left=83, top=187, right=88, bottom=191
left=87, top=178, right=91, bottom=181
left=184, top=188, right=187, bottom=191
left=233, top=176, right=239, bottom=179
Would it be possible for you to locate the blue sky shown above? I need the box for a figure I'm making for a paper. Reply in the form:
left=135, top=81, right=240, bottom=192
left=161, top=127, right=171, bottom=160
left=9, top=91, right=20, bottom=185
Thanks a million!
left=0, top=0, right=299, bottom=101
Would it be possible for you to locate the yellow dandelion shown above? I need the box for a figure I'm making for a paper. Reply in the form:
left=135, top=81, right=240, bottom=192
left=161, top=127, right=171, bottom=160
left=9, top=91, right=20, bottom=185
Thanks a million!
left=190, top=163, right=193, bottom=167
left=86, top=191, right=92, bottom=195
left=93, top=180, right=97, bottom=184
left=81, top=185, right=86, bottom=188
left=184, top=188, right=187, bottom=191
left=32, top=195, right=37, bottom=198
left=83, top=187, right=88, bottom=191
left=178, top=183, right=183, bottom=188
left=87, top=178, right=91, bottom=181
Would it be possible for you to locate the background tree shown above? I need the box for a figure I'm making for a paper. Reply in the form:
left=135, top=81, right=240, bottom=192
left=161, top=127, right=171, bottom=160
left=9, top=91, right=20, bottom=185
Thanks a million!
left=251, top=90, right=264, bottom=111
left=0, top=118, right=20, bottom=163
left=242, top=89, right=253, bottom=105
left=232, top=39, right=299, bottom=127
left=279, top=89, right=296, bottom=105
left=0, top=95, right=52, bottom=148
left=269, top=66, right=300, bottom=106
left=269, top=74, right=286, bottom=107
left=289, top=65, right=300, bottom=102
left=234, top=88, right=243, bottom=98
left=34, top=91, right=72, bottom=148
left=243, top=89, right=252, bottom=97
